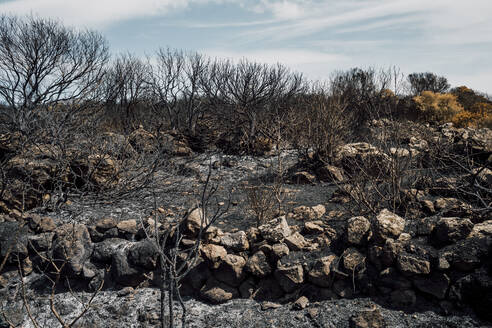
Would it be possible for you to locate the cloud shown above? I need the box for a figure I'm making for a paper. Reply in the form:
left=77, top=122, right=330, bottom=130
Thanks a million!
left=0, top=0, right=205, bottom=27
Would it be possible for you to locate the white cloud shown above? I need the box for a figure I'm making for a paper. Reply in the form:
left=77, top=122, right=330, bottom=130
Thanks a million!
left=0, top=0, right=208, bottom=27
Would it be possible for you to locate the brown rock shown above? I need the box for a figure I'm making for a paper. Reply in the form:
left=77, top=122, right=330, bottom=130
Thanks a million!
left=200, top=277, right=239, bottom=304
left=343, top=247, right=366, bottom=272
left=316, top=165, right=344, bottom=183
left=245, top=251, right=271, bottom=277
left=308, top=255, right=337, bottom=287
left=347, top=216, right=372, bottom=245
left=304, top=221, right=324, bottom=234
left=350, top=307, right=386, bottom=328
left=396, top=254, right=430, bottom=275
left=220, top=231, right=249, bottom=252
left=96, top=217, right=117, bottom=231
left=284, top=232, right=308, bottom=251
left=275, top=263, right=304, bottom=293
left=117, top=219, right=138, bottom=235
left=53, top=224, right=93, bottom=274
left=215, top=254, right=246, bottom=287
left=433, top=217, right=473, bottom=246
left=413, top=273, right=450, bottom=300
left=375, top=209, right=405, bottom=241
left=200, top=244, right=227, bottom=269
left=293, top=296, right=309, bottom=310
left=185, top=208, right=204, bottom=237
left=271, top=243, right=290, bottom=261
left=258, top=216, right=291, bottom=243
left=292, top=171, right=316, bottom=184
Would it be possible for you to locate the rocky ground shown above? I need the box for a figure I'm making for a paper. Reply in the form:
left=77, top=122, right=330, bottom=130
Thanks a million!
left=1, top=121, right=491, bottom=327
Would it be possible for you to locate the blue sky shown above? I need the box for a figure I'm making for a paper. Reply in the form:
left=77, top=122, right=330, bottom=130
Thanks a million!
left=1, top=0, right=491, bottom=93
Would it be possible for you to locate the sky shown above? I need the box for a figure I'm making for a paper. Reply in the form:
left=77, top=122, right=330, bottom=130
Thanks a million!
left=0, top=0, right=491, bottom=94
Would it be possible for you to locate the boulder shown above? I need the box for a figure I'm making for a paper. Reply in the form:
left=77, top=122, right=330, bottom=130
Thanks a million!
left=128, top=239, right=158, bottom=270
left=53, top=224, right=93, bottom=275
left=396, top=254, right=430, bottom=275
left=245, top=251, right=271, bottom=277
left=258, top=216, right=291, bottom=243
left=28, top=232, right=55, bottom=252
left=117, top=219, right=139, bottom=235
left=316, top=165, right=344, bottom=183
left=432, top=217, right=473, bottom=246
left=284, top=231, right=309, bottom=251
left=413, top=273, right=450, bottom=300
left=200, top=277, right=239, bottom=304
left=128, top=126, right=155, bottom=154
left=291, top=171, right=316, bottom=184
left=0, top=222, right=29, bottom=262
left=219, top=231, right=249, bottom=252
left=214, top=254, right=246, bottom=287
left=95, top=217, right=117, bottom=232
left=349, top=307, right=386, bottom=328
left=374, top=209, right=405, bottom=241
left=293, top=296, right=309, bottom=310
left=27, top=214, right=56, bottom=233
left=185, top=208, right=204, bottom=237
left=292, top=205, right=326, bottom=220
left=270, top=243, right=290, bottom=262
left=347, top=216, right=372, bottom=245
left=336, top=142, right=391, bottom=177
left=307, top=254, right=337, bottom=287
left=200, top=244, right=227, bottom=269
left=343, top=247, right=366, bottom=272
left=275, top=262, right=304, bottom=293
left=390, top=289, right=416, bottom=307
left=439, top=237, right=489, bottom=271
left=111, top=248, right=146, bottom=287
left=92, top=238, right=129, bottom=263
left=434, top=198, right=472, bottom=217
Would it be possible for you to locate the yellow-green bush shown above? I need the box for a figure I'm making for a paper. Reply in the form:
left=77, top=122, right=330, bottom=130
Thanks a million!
left=413, top=91, right=464, bottom=123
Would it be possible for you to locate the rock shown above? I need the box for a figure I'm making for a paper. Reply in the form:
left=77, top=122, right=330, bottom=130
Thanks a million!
left=292, top=205, right=325, bottom=220
left=432, top=217, right=473, bottom=246
left=95, top=217, right=117, bottom=232
left=220, top=231, right=249, bottom=252
left=183, top=257, right=211, bottom=291
left=238, top=278, right=256, bottom=298
left=468, top=220, right=492, bottom=238
left=200, top=244, right=227, bottom=269
left=185, top=208, right=204, bottom=237
left=0, top=222, right=29, bottom=262
left=245, top=251, right=271, bottom=277
left=434, top=198, right=472, bottom=217
left=308, top=254, right=337, bottom=287
left=343, top=248, right=366, bottom=272
left=333, top=280, right=353, bottom=298
left=415, top=216, right=439, bottom=236
left=200, top=277, right=239, bottom=304
left=128, top=239, right=158, bottom=270
left=336, top=142, right=391, bottom=178
left=275, top=262, right=304, bottom=293
left=439, top=237, right=489, bottom=271
left=28, top=232, right=55, bottom=252
left=261, top=301, right=282, bottom=310
left=258, top=216, right=291, bottom=243
left=284, top=232, right=309, bottom=251
left=293, top=296, right=309, bottom=310
left=304, top=221, right=324, bottom=234
left=214, top=254, right=246, bottom=287
left=374, top=209, right=405, bottom=241
left=390, top=289, right=416, bottom=307
left=347, top=216, right=372, bottom=245
left=92, top=238, right=129, bottom=263
left=128, top=126, right=155, bottom=153
left=350, top=307, right=386, bottom=328
left=476, top=167, right=492, bottom=186
left=396, top=254, right=430, bottom=275
left=117, top=287, right=134, bottom=297
left=413, top=273, right=450, bottom=300
left=316, top=165, right=344, bottom=183
left=271, top=243, right=290, bottom=262
left=117, top=219, right=138, bottom=235
left=111, top=248, right=146, bottom=287
left=292, top=171, right=316, bottom=184
left=255, top=277, right=285, bottom=301
left=28, top=214, right=56, bottom=232
left=381, top=239, right=404, bottom=266
left=378, top=268, right=412, bottom=290
left=53, top=224, right=93, bottom=275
